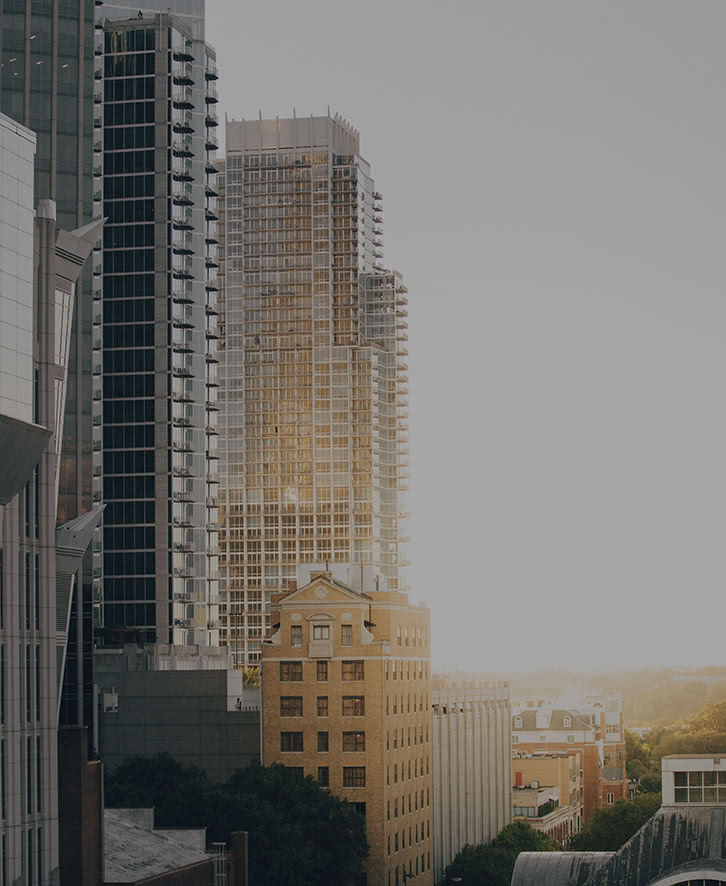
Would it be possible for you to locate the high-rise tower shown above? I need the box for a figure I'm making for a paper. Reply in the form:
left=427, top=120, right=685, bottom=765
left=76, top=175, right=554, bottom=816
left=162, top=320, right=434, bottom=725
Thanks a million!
left=96, top=9, right=220, bottom=646
left=0, top=111, right=99, bottom=886
left=0, top=0, right=98, bottom=738
left=219, top=114, right=410, bottom=666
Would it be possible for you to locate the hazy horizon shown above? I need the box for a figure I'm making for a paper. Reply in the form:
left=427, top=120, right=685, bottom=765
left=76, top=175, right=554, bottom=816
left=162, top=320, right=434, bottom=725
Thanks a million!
left=207, top=0, right=726, bottom=673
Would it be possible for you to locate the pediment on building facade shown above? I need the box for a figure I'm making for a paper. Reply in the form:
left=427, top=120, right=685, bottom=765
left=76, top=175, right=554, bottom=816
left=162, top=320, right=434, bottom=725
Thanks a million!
left=280, top=576, right=370, bottom=607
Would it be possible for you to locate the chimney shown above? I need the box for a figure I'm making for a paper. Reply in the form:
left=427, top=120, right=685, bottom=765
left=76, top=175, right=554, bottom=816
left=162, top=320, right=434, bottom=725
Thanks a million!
left=287, top=580, right=297, bottom=594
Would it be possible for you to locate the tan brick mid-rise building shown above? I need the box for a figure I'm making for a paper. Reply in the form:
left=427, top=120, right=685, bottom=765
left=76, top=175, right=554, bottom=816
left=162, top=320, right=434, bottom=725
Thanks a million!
left=261, top=571, right=432, bottom=886
left=512, top=752, right=583, bottom=844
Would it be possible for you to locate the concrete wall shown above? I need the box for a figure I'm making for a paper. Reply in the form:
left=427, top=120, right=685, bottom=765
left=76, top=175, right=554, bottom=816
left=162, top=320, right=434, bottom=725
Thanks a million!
left=432, top=684, right=512, bottom=884
left=99, top=670, right=260, bottom=783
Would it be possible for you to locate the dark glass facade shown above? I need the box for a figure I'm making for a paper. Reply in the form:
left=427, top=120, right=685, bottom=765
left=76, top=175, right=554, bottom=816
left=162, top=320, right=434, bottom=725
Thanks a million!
left=101, top=24, right=157, bottom=643
left=99, top=13, right=219, bottom=647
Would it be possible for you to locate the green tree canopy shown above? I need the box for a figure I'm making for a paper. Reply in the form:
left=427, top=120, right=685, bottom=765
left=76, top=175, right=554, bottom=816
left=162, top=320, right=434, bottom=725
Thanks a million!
left=442, top=821, right=557, bottom=886
left=569, top=794, right=661, bottom=852
left=105, top=755, right=368, bottom=886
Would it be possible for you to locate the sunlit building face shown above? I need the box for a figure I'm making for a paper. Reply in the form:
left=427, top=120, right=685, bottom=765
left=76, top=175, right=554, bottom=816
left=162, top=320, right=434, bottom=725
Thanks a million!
left=218, top=115, right=410, bottom=667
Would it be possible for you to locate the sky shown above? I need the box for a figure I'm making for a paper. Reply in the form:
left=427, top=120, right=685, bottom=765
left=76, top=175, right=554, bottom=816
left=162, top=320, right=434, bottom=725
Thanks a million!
left=206, top=0, right=726, bottom=672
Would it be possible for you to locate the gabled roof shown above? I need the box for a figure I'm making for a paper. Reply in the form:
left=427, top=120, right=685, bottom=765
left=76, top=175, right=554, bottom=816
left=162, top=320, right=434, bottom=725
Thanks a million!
left=279, top=573, right=372, bottom=605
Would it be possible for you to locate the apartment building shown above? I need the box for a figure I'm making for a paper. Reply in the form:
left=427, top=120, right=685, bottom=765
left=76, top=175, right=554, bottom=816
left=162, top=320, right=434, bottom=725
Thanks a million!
left=431, top=683, right=511, bottom=883
left=261, top=570, right=432, bottom=886
left=219, top=113, right=410, bottom=666
left=512, top=691, right=627, bottom=820
left=512, top=752, right=583, bottom=844
left=94, top=9, right=220, bottom=647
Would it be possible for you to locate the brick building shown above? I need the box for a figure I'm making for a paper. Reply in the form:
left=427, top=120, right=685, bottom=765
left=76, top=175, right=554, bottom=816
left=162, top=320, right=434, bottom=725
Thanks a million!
left=512, top=695, right=627, bottom=822
left=261, top=571, right=432, bottom=886
left=512, top=752, right=583, bottom=844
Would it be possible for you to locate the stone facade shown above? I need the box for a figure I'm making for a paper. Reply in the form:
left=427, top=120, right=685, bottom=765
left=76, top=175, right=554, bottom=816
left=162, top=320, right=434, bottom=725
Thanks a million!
left=261, top=571, right=432, bottom=886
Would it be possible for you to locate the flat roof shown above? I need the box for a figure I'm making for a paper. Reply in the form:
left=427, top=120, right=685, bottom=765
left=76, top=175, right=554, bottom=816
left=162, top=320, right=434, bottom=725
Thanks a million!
left=663, top=754, right=726, bottom=759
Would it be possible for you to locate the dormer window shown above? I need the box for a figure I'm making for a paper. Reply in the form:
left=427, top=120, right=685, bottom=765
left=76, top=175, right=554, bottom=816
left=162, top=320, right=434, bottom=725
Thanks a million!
left=515, top=716, right=522, bottom=729
left=564, top=716, right=571, bottom=728
left=312, top=624, right=330, bottom=640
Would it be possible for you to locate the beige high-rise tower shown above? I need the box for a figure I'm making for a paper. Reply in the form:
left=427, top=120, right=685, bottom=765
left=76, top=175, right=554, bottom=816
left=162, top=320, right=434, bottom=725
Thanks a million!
left=218, top=114, right=410, bottom=666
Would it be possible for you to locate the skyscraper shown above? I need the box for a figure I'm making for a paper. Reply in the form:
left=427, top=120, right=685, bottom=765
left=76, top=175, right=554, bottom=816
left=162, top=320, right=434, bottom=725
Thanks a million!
left=0, top=110, right=99, bottom=886
left=96, top=8, right=220, bottom=646
left=0, top=0, right=98, bottom=738
left=219, top=113, right=410, bottom=666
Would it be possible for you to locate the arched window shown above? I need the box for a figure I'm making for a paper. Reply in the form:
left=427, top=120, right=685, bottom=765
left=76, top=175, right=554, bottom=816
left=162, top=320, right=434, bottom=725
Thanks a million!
left=514, top=716, right=522, bottom=729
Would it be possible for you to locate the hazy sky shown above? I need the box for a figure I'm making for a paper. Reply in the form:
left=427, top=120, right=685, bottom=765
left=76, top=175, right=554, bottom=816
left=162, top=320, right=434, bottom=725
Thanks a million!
left=207, top=1, right=726, bottom=672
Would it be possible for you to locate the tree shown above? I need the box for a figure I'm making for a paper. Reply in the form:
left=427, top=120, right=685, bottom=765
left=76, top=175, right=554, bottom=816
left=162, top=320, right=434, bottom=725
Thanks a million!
left=569, top=794, right=660, bottom=851
left=442, top=822, right=557, bottom=886
left=105, top=756, right=368, bottom=886
left=242, top=666, right=260, bottom=687
left=680, top=701, right=726, bottom=734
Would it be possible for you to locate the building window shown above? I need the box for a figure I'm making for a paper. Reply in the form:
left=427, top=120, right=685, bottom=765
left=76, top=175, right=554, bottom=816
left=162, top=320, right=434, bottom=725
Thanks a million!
left=312, top=624, right=330, bottom=640
left=280, top=661, right=303, bottom=681
left=280, top=732, right=303, bottom=753
left=343, top=731, right=366, bottom=752
left=342, top=696, right=365, bottom=716
left=318, top=731, right=329, bottom=752
left=512, top=736, right=519, bottom=744
left=564, top=716, right=571, bottom=728
left=317, top=696, right=328, bottom=717
left=607, top=792, right=614, bottom=805
left=567, top=735, right=575, bottom=743
left=280, top=696, right=303, bottom=717
left=343, top=766, right=366, bottom=787
left=674, top=770, right=726, bottom=803
left=354, top=802, right=366, bottom=817
left=316, top=660, right=328, bottom=681
left=318, top=766, right=329, bottom=787
left=342, top=660, right=364, bottom=681
left=341, top=624, right=353, bottom=647
left=514, top=716, right=522, bottom=729
left=291, top=625, right=303, bottom=647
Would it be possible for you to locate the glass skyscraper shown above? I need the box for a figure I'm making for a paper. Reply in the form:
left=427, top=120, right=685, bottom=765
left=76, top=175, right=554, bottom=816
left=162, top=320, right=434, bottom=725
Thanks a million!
left=95, top=8, right=220, bottom=646
left=218, top=114, right=410, bottom=666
